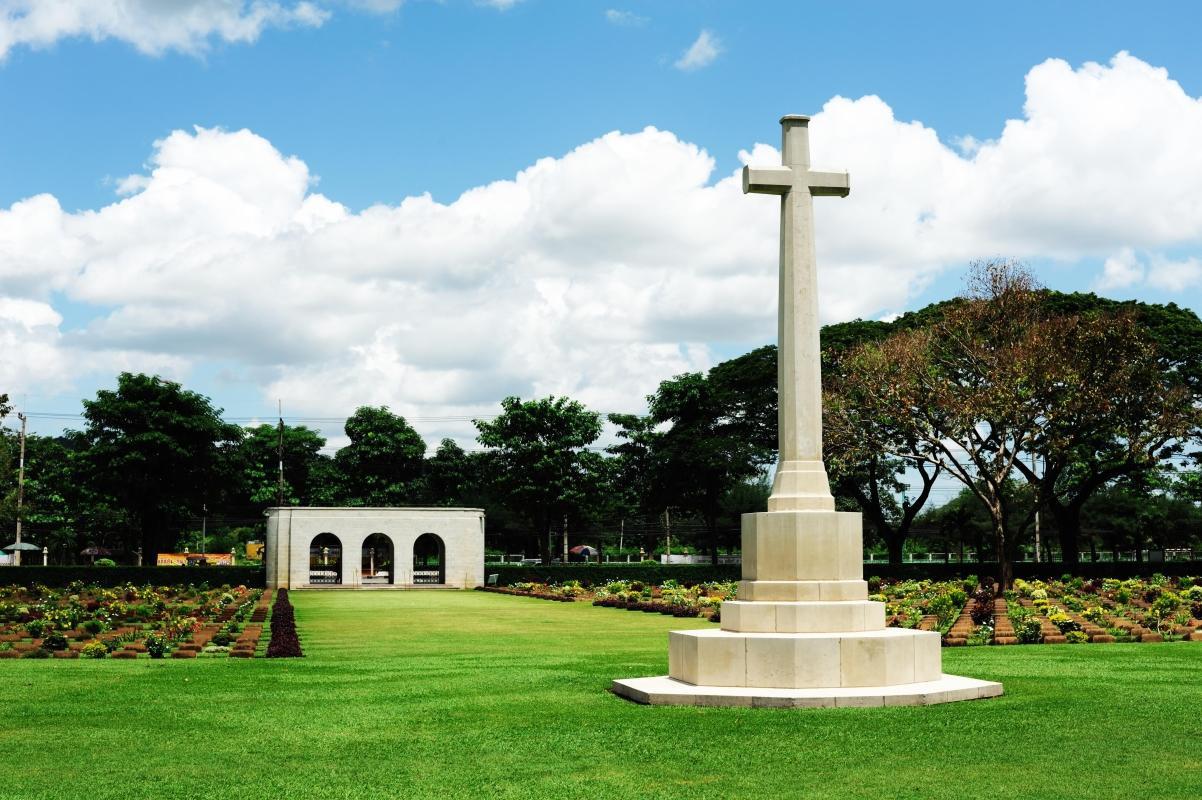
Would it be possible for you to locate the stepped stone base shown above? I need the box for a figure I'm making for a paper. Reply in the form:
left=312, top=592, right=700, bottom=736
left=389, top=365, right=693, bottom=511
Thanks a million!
left=614, top=505, right=1002, bottom=708
left=611, top=673, right=1004, bottom=708
left=670, top=627, right=942, bottom=688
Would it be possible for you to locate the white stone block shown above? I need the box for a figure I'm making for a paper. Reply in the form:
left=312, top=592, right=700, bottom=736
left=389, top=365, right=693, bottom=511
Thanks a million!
left=840, top=634, right=887, bottom=687
left=720, top=601, right=777, bottom=633
left=744, top=636, right=798, bottom=687
left=667, top=631, right=698, bottom=685
left=913, top=630, right=942, bottom=682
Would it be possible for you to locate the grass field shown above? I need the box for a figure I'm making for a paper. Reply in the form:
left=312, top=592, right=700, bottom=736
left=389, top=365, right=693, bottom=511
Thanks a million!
left=1, top=590, right=1200, bottom=800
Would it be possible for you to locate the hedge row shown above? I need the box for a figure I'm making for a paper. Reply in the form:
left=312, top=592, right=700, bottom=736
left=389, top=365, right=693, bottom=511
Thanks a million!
left=0, top=566, right=265, bottom=588
left=266, top=588, right=303, bottom=658
left=487, top=564, right=740, bottom=587
left=486, top=560, right=1202, bottom=587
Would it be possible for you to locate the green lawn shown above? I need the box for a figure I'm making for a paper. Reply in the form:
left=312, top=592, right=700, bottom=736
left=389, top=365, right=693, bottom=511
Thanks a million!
left=1, top=590, right=1200, bottom=800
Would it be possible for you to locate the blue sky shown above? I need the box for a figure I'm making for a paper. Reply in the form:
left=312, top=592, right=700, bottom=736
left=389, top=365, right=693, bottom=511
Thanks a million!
left=2, top=0, right=1202, bottom=447
left=5, top=2, right=1202, bottom=214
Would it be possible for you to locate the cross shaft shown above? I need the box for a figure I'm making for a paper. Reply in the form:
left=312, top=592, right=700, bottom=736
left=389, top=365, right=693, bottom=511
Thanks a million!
left=742, top=115, right=850, bottom=512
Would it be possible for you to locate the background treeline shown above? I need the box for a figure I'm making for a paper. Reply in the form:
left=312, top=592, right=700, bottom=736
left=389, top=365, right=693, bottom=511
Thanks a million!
left=3, top=263, right=1202, bottom=580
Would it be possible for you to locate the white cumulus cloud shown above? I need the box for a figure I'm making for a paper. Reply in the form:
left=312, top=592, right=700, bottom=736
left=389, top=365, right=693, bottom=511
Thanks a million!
left=3, top=52, right=1202, bottom=444
left=0, top=0, right=329, bottom=59
left=605, top=9, right=647, bottom=27
left=674, top=29, right=720, bottom=71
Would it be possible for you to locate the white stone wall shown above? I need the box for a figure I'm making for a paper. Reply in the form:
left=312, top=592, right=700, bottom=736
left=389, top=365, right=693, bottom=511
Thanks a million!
left=264, top=507, right=485, bottom=589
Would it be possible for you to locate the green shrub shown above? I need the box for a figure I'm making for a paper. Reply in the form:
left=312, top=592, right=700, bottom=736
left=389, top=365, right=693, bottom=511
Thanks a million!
left=1015, top=618, right=1043, bottom=644
left=22, top=647, right=50, bottom=659
left=81, top=619, right=104, bottom=635
left=928, top=593, right=957, bottom=625
left=1064, top=630, right=1089, bottom=644
left=24, top=619, right=46, bottom=638
left=93, top=558, right=117, bottom=567
left=42, top=632, right=68, bottom=651
left=81, top=640, right=108, bottom=658
left=0, top=566, right=263, bottom=589
left=145, top=632, right=169, bottom=659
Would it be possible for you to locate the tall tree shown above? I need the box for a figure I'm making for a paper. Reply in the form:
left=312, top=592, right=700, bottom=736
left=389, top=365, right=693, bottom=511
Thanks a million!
left=424, top=438, right=475, bottom=506
left=235, top=423, right=329, bottom=509
left=80, top=373, right=243, bottom=561
left=647, top=372, right=762, bottom=564
left=704, top=329, right=940, bottom=564
left=334, top=406, right=427, bottom=505
left=836, top=262, right=1098, bottom=589
left=475, top=396, right=603, bottom=564
left=1011, top=295, right=1202, bottom=563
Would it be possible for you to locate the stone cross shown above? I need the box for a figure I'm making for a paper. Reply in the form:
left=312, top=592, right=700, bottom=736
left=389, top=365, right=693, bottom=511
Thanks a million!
left=742, top=114, right=849, bottom=513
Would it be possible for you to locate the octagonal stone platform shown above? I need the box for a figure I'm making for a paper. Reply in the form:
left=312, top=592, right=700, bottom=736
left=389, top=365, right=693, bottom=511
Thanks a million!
left=612, top=673, right=1004, bottom=708
left=670, top=627, right=942, bottom=688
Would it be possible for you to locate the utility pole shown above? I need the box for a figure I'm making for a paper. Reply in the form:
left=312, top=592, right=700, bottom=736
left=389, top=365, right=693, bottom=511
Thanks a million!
left=1031, top=452, right=1041, bottom=563
left=276, top=399, right=285, bottom=507
left=201, top=503, right=207, bottom=554
left=14, top=412, right=27, bottom=567
left=664, top=508, right=672, bottom=562
left=619, top=518, right=624, bottom=552
left=562, top=514, right=568, bottom=562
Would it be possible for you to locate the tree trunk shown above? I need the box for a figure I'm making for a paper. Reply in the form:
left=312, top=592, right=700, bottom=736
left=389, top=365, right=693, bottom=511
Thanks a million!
left=885, top=534, right=904, bottom=565
left=1051, top=502, right=1082, bottom=566
left=541, top=518, right=552, bottom=565
left=139, top=508, right=161, bottom=566
left=708, top=513, right=719, bottom=566
left=990, top=512, right=1012, bottom=595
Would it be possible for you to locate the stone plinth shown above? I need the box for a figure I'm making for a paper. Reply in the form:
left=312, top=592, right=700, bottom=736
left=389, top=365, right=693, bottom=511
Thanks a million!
left=611, top=673, right=1004, bottom=709
left=614, top=508, right=1003, bottom=708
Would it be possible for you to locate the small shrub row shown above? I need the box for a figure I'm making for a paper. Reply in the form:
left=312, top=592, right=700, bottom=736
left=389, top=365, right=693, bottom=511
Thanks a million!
left=475, top=586, right=576, bottom=602
left=265, top=589, right=303, bottom=658
left=591, top=596, right=702, bottom=618
left=0, top=566, right=264, bottom=589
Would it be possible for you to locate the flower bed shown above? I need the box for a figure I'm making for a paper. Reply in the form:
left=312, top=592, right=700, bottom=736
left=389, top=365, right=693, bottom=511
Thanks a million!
left=481, top=573, right=1202, bottom=647
left=477, top=578, right=736, bottom=621
left=0, top=581, right=267, bottom=660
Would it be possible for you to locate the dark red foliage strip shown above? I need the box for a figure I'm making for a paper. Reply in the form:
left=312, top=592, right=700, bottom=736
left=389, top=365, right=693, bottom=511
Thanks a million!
left=265, top=588, right=304, bottom=658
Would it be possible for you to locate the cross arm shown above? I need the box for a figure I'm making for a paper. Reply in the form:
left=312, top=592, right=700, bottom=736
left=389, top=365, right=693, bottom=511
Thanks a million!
left=742, top=165, right=793, bottom=195
left=807, top=170, right=850, bottom=197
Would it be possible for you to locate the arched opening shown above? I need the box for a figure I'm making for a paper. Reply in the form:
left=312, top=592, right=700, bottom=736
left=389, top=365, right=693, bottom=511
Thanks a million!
left=412, top=533, right=445, bottom=585
left=309, top=532, right=343, bottom=585
left=361, top=533, right=394, bottom=585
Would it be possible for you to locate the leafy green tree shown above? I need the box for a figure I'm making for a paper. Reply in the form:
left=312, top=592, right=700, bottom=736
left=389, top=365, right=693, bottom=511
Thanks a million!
left=1012, top=295, right=1202, bottom=564
left=1082, top=475, right=1202, bottom=560
left=702, top=327, right=941, bottom=564
left=647, top=372, right=763, bottom=564
left=79, top=373, right=243, bottom=561
left=9, top=435, right=73, bottom=556
left=423, top=438, right=475, bottom=506
left=475, top=396, right=604, bottom=563
left=235, top=423, right=330, bottom=509
left=333, top=406, right=427, bottom=505
left=836, top=262, right=1060, bottom=589
left=705, top=345, right=777, bottom=460
left=913, top=482, right=1035, bottom=562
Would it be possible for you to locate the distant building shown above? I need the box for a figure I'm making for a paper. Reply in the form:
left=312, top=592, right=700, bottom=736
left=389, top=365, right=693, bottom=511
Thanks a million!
left=264, top=506, right=484, bottom=589
left=156, top=552, right=235, bottom=566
